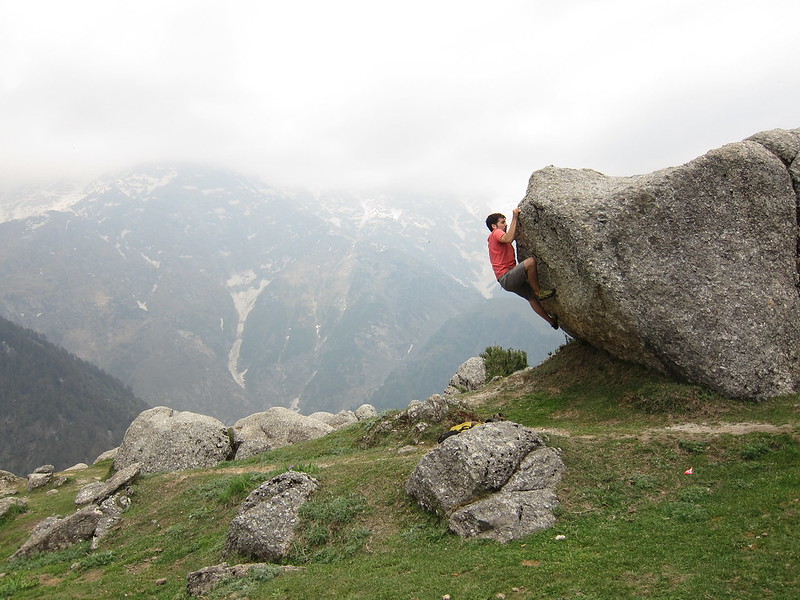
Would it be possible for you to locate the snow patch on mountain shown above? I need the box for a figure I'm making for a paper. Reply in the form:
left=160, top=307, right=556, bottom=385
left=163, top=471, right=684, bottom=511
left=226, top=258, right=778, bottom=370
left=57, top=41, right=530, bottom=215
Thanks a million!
left=0, top=184, right=86, bottom=224
left=109, top=169, right=178, bottom=199
left=140, top=253, right=161, bottom=268
left=227, top=271, right=271, bottom=388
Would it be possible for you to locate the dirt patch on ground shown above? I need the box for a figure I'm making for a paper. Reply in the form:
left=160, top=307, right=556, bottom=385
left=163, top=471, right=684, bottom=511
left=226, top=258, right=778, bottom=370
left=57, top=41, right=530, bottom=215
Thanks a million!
left=38, top=574, right=63, bottom=586
left=652, top=422, right=794, bottom=436
left=536, top=422, right=794, bottom=441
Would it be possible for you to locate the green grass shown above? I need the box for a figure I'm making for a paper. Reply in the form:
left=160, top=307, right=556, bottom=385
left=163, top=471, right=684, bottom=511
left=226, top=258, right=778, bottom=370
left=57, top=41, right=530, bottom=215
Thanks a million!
left=1, top=340, right=798, bottom=599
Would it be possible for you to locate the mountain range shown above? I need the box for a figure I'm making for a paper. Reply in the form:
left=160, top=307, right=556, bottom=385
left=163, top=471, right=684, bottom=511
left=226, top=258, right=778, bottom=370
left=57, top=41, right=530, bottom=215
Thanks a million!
left=0, top=314, right=148, bottom=474
left=0, top=165, right=562, bottom=422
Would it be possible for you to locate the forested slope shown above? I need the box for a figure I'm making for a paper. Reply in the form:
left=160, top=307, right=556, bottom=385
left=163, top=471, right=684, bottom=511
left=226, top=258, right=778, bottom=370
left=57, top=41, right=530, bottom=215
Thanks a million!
left=0, top=316, right=149, bottom=475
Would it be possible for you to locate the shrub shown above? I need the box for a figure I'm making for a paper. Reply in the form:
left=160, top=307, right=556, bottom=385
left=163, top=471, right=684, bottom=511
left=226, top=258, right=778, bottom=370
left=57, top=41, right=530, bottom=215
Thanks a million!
left=480, top=346, right=528, bottom=379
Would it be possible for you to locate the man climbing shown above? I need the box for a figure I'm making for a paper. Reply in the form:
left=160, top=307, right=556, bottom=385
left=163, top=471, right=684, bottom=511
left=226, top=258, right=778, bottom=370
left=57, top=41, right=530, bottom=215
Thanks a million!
left=486, top=208, right=559, bottom=329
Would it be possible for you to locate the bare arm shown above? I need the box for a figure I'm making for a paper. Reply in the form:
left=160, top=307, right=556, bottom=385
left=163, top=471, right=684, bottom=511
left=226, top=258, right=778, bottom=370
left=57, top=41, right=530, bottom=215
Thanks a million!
left=499, top=208, right=520, bottom=243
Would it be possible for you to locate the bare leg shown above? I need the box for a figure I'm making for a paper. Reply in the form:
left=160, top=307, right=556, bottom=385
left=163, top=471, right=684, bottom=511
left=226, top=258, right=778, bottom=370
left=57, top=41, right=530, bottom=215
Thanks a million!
left=521, top=257, right=542, bottom=295
left=522, top=257, right=557, bottom=328
left=528, top=298, right=558, bottom=328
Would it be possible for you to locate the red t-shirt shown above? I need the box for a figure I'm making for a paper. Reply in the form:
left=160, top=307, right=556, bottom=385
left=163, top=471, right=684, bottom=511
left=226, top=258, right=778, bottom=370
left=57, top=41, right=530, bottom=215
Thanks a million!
left=488, top=228, right=516, bottom=279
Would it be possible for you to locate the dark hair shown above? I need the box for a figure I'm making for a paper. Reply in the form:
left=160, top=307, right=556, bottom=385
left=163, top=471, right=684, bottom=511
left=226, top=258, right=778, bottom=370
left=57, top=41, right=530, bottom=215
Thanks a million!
left=485, top=213, right=505, bottom=232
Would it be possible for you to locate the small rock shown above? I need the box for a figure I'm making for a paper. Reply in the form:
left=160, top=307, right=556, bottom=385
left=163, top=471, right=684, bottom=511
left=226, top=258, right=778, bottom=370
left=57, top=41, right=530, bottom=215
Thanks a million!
left=355, top=404, right=377, bottom=420
left=65, top=463, right=89, bottom=472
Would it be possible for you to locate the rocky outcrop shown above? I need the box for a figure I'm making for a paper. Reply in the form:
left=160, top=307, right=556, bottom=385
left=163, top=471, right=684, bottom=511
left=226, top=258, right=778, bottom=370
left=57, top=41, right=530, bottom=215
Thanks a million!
left=0, top=470, right=23, bottom=496
left=354, top=403, right=378, bottom=420
left=225, top=471, right=318, bottom=562
left=516, top=127, right=800, bottom=400
left=9, top=490, right=131, bottom=559
left=407, top=394, right=456, bottom=423
left=93, top=448, right=118, bottom=464
left=114, top=407, right=232, bottom=474
left=406, top=421, right=565, bottom=542
left=231, top=407, right=334, bottom=460
left=91, top=494, right=132, bottom=550
left=8, top=459, right=138, bottom=560
left=443, top=356, right=486, bottom=396
left=75, top=463, right=140, bottom=506
left=0, top=496, right=26, bottom=519
left=10, top=505, right=105, bottom=559
left=27, top=465, right=56, bottom=491
left=308, top=410, right=358, bottom=429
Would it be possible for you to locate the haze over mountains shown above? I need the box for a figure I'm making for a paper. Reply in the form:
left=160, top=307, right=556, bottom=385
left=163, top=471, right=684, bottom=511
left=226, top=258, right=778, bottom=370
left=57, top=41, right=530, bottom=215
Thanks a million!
left=0, top=166, right=562, bottom=422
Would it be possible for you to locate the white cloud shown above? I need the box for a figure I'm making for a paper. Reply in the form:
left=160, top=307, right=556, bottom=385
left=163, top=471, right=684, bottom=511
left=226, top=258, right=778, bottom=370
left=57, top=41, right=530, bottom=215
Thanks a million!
left=1, top=0, right=798, bottom=202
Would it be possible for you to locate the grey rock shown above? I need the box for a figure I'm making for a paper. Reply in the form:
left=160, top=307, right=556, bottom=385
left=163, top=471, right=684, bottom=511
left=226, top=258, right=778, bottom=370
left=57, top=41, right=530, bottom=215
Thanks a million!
left=0, top=497, right=26, bottom=519
left=93, top=448, right=118, bottom=464
left=0, top=470, right=23, bottom=496
left=406, top=394, right=458, bottom=423
left=449, top=489, right=560, bottom=542
left=502, top=446, right=565, bottom=492
left=33, top=465, right=55, bottom=474
left=406, top=421, right=545, bottom=514
left=354, top=404, right=378, bottom=420
left=91, top=494, right=131, bottom=549
left=75, top=463, right=140, bottom=505
left=114, top=407, right=232, bottom=474
left=225, top=471, right=318, bottom=562
left=64, top=463, right=89, bottom=472
left=444, top=356, right=487, bottom=395
left=27, top=472, right=52, bottom=492
left=308, top=410, right=358, bottom=430
left=406, top=421, right=565, bottom=542
left=231, top=407, right=334, bottom=460
left=75, top=482, right=106, bottom=506
left=516, top=127, right=800, bottom=400
left=10, top=505, right=104, bottom=560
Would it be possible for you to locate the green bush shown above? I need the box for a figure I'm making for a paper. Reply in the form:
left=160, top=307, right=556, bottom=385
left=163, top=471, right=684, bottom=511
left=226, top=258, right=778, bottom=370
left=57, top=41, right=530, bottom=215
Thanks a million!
left=480, top=345, right=528, bottom=379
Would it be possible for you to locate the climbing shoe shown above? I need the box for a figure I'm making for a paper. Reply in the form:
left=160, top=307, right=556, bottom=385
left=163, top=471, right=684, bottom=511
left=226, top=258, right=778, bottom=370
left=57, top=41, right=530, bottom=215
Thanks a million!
left=550, top=315, right=559, bottom=330
left=537, top=288, right=556, bottom=301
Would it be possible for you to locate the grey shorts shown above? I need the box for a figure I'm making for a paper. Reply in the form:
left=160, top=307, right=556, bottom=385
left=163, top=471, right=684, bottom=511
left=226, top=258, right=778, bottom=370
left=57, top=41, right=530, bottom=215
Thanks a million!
left=498, top=262, right=534, bottom=301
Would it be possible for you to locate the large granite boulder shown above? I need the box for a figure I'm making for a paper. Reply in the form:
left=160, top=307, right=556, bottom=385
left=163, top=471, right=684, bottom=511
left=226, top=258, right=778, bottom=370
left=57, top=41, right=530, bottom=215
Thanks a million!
left=308, top=410, right=358, bottom=430
left=443, top=356, right=486, bottom=396
left=26, top=465, right=55, bottom=492
left=10, top=505, right=105, bottom=560
left=231, top=407, right=334, bottom=460
left=516, top=127, right=800, bottom=400
left=114, top=407, right=232, bottom=474
left=406, top=421, right=565, bottom=542
left=225, top=471, right=318, bottom=562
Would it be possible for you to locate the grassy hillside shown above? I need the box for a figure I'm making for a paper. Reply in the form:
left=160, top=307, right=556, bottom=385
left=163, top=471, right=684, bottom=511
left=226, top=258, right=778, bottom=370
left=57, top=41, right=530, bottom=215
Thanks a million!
left=1, top=340, right=798, bottom=599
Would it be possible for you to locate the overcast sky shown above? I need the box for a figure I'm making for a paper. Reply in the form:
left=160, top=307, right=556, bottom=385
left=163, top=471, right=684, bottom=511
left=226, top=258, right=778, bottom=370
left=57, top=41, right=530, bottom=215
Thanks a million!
left=1, top=0, right=798, bottom=205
